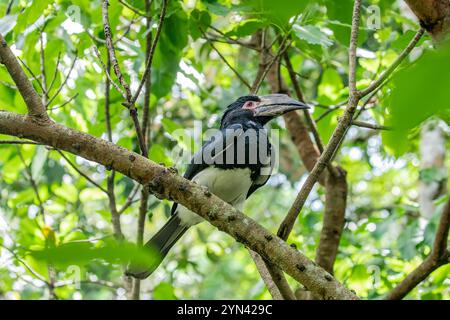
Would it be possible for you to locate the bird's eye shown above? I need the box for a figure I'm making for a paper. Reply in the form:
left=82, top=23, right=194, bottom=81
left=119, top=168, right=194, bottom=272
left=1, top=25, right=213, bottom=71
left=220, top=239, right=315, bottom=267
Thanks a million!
left=243, top=101, right=256, bottom=110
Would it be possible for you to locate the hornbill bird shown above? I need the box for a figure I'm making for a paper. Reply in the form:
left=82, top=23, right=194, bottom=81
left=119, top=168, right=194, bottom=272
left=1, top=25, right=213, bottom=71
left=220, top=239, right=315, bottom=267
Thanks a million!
left=127, top=94, right=308, bottom=279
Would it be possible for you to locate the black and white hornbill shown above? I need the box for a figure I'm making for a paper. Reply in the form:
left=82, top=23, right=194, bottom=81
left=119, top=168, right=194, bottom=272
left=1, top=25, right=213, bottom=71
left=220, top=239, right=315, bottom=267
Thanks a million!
left=127, top=94, right=308, bottom=279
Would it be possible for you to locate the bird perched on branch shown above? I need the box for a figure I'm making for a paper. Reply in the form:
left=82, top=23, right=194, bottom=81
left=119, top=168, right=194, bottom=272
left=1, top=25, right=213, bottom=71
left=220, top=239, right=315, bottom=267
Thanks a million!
left=127, top=94, right=308, bottom=279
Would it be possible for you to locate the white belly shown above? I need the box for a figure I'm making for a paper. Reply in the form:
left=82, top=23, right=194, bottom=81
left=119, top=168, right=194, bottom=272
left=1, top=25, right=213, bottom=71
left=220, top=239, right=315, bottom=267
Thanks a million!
left=177, top=167, right=252, bottom=226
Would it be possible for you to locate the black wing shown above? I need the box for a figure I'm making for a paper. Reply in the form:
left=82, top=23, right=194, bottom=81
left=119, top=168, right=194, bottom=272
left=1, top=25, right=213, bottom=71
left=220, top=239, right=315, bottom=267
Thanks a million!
left=246, top=140, right=274, bottom=199
left=171, top=124, right=244, bottom=215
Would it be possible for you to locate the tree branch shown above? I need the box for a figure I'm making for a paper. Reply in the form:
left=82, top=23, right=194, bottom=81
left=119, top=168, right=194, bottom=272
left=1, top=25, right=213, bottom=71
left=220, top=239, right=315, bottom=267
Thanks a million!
left=0, top=34, right=49, bottom=122
left=101, top=0, right=147, bottom=157
left=351, top=120, right=390, bottom=130
left=358, top=29, right=424, bottom=97
left=315, top=172, right=347, bottom=274
left=130, top=0, right=168, bottom=106
left=404, top=0, right=450, bottom=40
left=56, top=150, right=108, bottom=194
left=0, top=110, right=358, bottom=300
left=203, top=29, right=252, bottom=90
left=248, top=250, right=284, bottom=300
left=385, top=197, right=450, bottom=300
left=276, top=0, right=363, bottom=241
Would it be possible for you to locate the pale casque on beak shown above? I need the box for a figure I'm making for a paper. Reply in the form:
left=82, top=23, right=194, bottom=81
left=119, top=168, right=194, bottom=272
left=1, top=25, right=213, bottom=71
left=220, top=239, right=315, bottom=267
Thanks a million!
left=254, top=94, right=309, bottom=117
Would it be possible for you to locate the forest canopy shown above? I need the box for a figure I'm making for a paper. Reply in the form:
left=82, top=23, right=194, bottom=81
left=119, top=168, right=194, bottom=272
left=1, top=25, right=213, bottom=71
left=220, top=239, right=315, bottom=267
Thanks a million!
left=0, top=0, right=449, bottom=300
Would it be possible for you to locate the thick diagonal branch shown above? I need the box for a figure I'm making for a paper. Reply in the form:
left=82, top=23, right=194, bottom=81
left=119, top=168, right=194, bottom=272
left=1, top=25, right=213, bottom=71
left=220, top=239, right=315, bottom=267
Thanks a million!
left=0, top=34, right=49, bottom=122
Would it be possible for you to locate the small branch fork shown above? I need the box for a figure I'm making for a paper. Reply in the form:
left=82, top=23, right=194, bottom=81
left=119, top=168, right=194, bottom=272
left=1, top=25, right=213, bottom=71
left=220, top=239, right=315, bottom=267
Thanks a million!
left=277, top=7, right=424, bottom=242
left=100, top=0, right=167, bottom=158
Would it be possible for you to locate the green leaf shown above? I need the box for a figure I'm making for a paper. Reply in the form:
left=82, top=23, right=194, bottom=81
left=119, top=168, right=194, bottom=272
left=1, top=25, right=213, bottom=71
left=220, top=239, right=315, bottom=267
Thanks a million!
left=15, top=0, right=51, bottom=33
left=31, top=146, right=48, bottom=183
left=189, top=9, right=211, bottom=40
left=383, top=44, right=450, bottom=156
left=149, top=144, right=173, bottom=166
left=419, top=168, right=447, bottom=183
left=294, top=25, right=333, bottom=47
left=30, top=240, right=159, bottom=269
left=248, top=0, right=311, bottom=29
left=153, top=282, right=177, bottom=300
left=161, top=118, right=182, bottom=134
left=152, top=4, right=188, bottom=98
left=225, top=19, right=267, bottom=38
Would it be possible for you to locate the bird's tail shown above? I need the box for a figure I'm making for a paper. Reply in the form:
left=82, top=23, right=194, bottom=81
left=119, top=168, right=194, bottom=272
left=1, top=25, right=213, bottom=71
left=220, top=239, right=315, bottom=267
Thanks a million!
left=126, top=214, right=188, bottom=279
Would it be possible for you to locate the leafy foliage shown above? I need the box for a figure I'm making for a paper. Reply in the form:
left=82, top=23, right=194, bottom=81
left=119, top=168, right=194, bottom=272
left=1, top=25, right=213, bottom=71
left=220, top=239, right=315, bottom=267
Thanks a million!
left=0, top=0, right=448, bottom=300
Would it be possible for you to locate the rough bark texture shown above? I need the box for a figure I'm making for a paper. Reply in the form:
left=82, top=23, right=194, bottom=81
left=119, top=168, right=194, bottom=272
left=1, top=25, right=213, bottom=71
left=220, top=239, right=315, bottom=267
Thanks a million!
left=404, top=0, right=450, bottom=40
left=249, top=250, right=284, bottom=300
left=0, top=35, right=48, bottom=122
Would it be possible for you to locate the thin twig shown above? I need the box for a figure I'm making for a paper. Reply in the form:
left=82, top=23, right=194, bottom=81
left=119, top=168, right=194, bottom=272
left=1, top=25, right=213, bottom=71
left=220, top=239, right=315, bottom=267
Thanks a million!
left=359, top=29, right=424, bottom=97
left=351, top=120, right=390, bottom=130
left=102, top=0, right=150, bottom=157
left=47, top=52, right=61, bottom=94
left=130, top=0, right=168, bottom=106
left=141, top=1, right=153, bottom=146
left=315, top=102, right=347, bottom=123
left=118, top=184, right=141, bottom=214
left=283, top=52, right=324, bottom=153
left=0, top=244, right=48, bottom=284
left=57, top=150, right=108, bottom=194
left=48, top=93, right=79, bottom=111
left=0, top=140, right=41, bottom=145
left=204, top=34, right=258, bottom=50
left=118, top=0, right=149, bottom=17
left=55, top=279, right=121, bottom=290
left=102, top=0, right=132, bottom=102
left=17, top=148, right=46, bottom=223
left=250, top=36, right=292, bottom=94
left=276, top=0, right=363, bottom=241
left=5, top=0, right=14, bottom=15
left=203, top=29, right=252, bottom=90
left=46, top=55, right=78, bottom=108
left=92, top=46, right=127, bottom=99
left=17, top=57, right=45, bottom=93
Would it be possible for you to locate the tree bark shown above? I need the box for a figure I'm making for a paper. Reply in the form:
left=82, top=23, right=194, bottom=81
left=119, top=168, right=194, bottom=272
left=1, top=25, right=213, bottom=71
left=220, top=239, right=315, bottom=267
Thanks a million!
left=404, top=0, right=450, bottom=40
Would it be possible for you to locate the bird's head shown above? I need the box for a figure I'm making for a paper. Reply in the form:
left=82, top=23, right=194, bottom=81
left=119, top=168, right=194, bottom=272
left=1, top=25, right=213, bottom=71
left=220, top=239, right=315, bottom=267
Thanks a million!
left=220, top=94, right=309, bottom=128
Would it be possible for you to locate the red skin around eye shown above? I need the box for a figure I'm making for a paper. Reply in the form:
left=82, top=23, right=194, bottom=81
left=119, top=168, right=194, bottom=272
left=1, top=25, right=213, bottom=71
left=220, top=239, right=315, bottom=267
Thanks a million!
left=243, top=101, right=256, bottom=110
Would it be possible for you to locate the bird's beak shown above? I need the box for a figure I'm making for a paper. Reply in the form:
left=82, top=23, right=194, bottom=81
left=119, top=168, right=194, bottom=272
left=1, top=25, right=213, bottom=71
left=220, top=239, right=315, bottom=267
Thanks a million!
left=254, top=94, right=309, bottom=117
